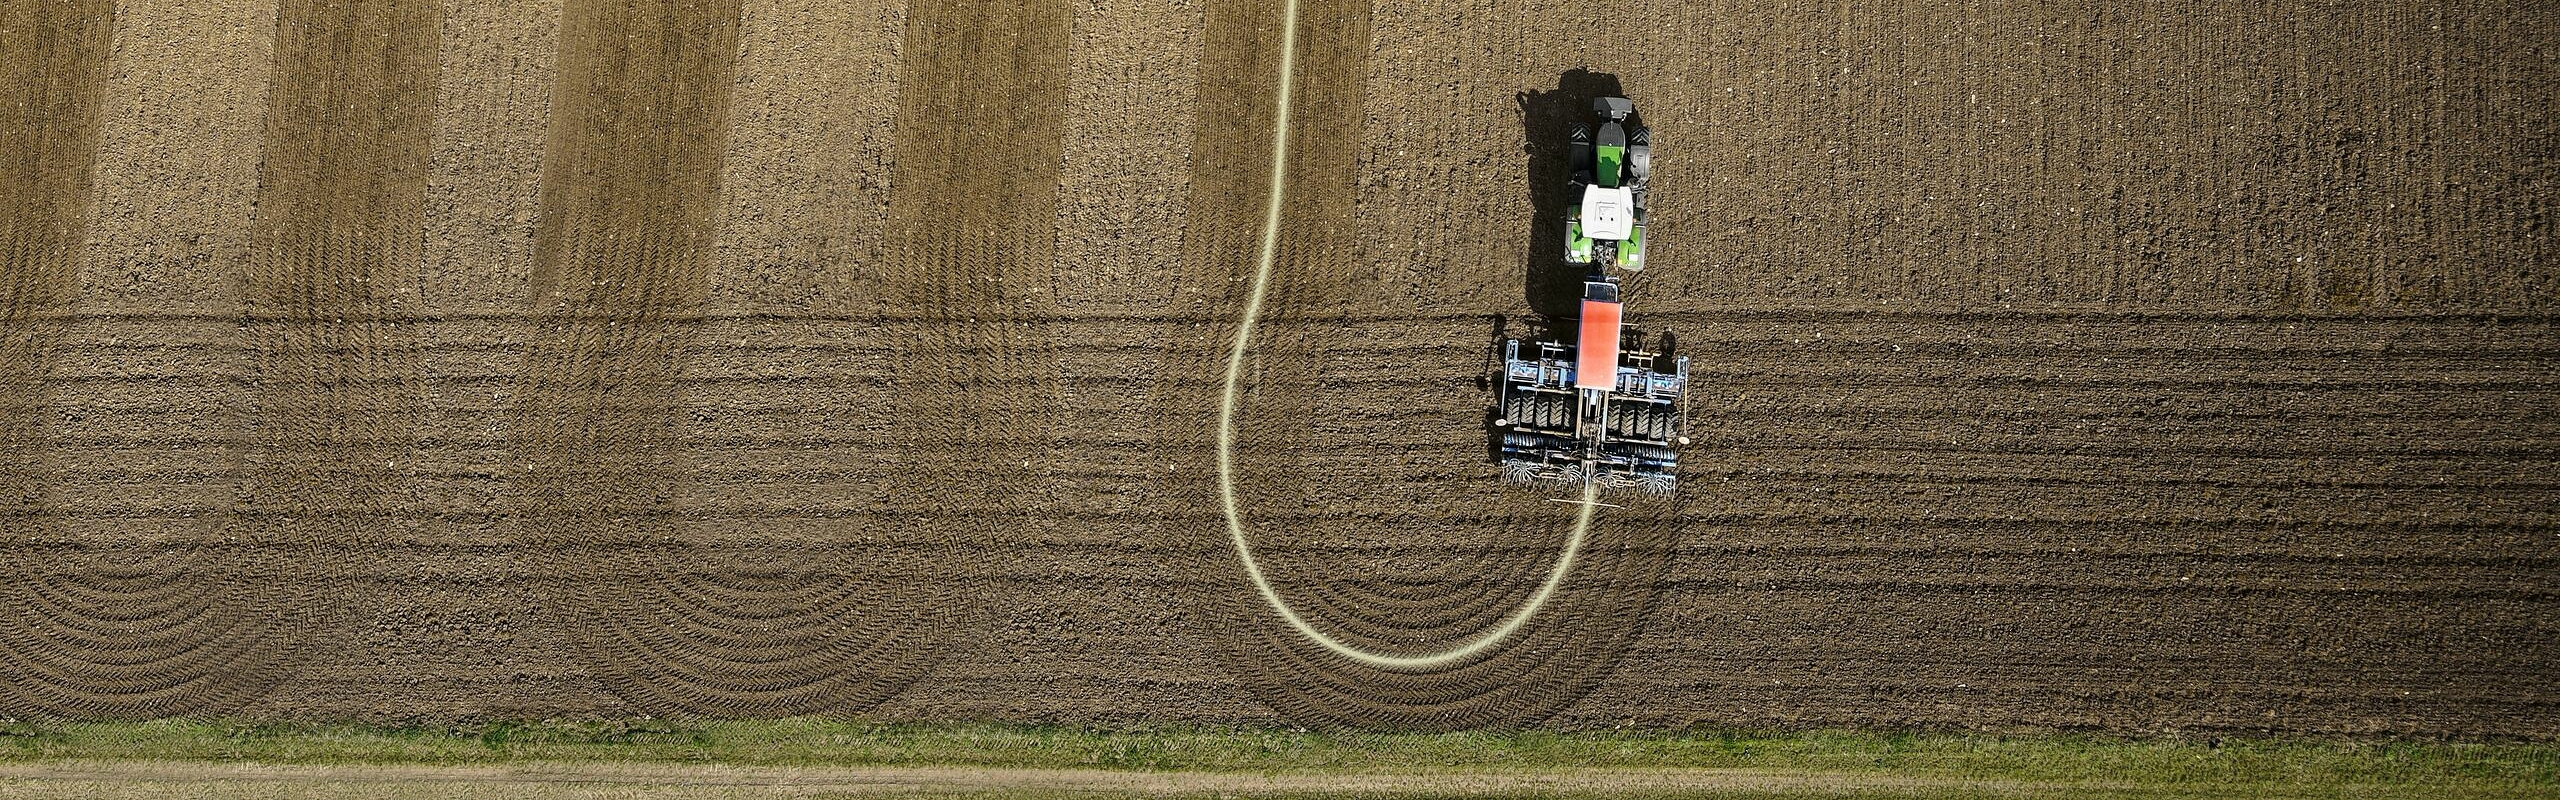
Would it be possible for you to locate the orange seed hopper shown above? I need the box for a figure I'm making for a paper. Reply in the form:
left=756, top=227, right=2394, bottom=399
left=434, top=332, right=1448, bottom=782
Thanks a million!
left=1575, top=296, right=1621, bottom=391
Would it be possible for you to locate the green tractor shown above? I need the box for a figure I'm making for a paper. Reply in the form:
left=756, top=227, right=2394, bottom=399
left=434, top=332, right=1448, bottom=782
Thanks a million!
left=1495, top=96, right=1686, bottom=497
left=1565, top=96, right=1650, bottom=273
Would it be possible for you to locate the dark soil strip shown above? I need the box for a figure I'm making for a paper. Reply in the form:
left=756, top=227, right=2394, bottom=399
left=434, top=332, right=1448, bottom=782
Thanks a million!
left=211, top=0, right=446, bottom=712
left=517, top=0, right=951, bottom=717
left=0, top=0, right=113, bottom=496
left=514, top=0, right=743, bottom=714
left=871, top=0, right=1074, bottom=700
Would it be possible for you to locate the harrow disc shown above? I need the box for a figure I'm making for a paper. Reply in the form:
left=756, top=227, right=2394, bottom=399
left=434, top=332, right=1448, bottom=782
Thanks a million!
left=1501, top=461, right=1540, bottom=484
left=1642, top=474, right=1676, bottom=498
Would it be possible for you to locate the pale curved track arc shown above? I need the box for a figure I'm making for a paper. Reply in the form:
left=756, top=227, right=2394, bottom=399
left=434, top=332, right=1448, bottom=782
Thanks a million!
left=1211, top=0, right=1601, bottom=673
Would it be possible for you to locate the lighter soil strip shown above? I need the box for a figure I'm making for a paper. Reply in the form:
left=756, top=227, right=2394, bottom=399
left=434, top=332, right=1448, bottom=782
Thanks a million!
left=1213, top=0, right=1598, bottom=672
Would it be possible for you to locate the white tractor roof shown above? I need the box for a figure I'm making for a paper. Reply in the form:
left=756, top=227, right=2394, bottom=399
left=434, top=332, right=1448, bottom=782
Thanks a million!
left=1580, top=185, right=1636, bottom=241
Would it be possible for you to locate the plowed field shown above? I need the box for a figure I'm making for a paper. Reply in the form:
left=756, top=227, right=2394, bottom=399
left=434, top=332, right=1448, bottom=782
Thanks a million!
left=1, top=0, right=2554, bottom=734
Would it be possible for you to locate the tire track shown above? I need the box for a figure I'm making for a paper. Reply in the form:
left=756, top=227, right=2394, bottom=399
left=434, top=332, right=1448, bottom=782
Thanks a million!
left=860, top=0, right=1072, bottom=715
left=227, top=0, right=443, bottom=709
left=512, top=0, right=943, bottom=716
left=0, top=0, right=254, bottom=718
left=1175, top=0, right=1680, bottom=729
left=1, top=0, right=442, bottom=717
left=1225, top=34, right=1600, bottom=670
left=0, top=0, right=113, bottom=489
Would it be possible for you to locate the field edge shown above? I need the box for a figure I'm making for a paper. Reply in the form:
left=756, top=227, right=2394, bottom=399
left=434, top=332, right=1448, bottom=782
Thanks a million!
left=0, top=718, right=2550, bottom=794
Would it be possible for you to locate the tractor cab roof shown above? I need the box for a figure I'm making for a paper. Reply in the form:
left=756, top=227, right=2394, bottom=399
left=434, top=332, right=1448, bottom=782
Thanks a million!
left=1580, top=185, right=1636, bottom=241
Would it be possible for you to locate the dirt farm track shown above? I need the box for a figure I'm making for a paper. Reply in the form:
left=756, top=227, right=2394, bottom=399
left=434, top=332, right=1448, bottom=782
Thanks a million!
left=1, top=0, right=2555, bottom=734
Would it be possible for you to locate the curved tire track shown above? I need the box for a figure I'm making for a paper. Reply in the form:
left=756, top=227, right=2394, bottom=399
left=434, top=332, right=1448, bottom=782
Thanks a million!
left=1180, top=0, right=1681, bottom=728
left=512, top=0, right=947, bottom=716
left=229, top=0, right=444, bottom=710
left=1213, top=0, right=1598, bottom=670
left=0, top=0, right=304, bottom=717
left=2, top=0, right=442, bottom=717
left=869, top=0, right=1075, bottom=702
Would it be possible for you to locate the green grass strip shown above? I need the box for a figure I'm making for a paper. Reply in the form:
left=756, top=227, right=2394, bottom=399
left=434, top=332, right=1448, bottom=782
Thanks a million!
left=0, top=719, right=2552, bottom=798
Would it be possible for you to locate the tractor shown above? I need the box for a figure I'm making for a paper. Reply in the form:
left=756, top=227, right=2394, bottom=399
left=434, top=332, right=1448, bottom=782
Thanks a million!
left=1493, top=96, right=1689, bottom=497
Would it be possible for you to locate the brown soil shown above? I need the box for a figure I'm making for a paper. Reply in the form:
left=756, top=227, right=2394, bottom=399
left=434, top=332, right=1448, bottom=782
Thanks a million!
left=0, top=0, right=2554, bottom=735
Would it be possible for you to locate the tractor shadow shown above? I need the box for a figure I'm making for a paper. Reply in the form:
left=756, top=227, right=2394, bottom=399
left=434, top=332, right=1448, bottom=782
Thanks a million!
left=1514, top=68, right=1628, bottom=341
